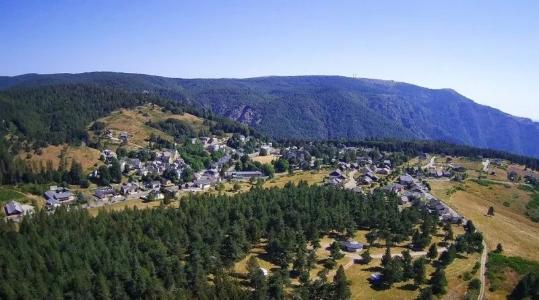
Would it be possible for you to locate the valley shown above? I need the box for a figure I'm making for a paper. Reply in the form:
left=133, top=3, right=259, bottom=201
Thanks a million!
left=0, top=93, right=538, bottom=300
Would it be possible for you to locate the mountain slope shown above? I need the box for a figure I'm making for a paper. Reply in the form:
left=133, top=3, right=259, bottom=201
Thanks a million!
left=1, top=72, right=537, bottom=157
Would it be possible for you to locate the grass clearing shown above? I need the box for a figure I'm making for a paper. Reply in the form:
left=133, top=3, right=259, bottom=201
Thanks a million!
left=486, top=252, right=539, bottom=300
left=429, top=180, right=539, bottom=260
left=0, top=187, right=26, bottom=203
left=19, top=144, right=101, bottom=172
left=263, top=170, right=329, bottom=189
left=93, top=104, right=208, bottom=149
left=87, top=198, right=179, bottom=216
left=251, top=154, right=278, bottom=164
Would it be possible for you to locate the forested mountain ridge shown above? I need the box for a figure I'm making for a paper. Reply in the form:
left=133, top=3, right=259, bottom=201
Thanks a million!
left=1, top=72, right=538, bottom=157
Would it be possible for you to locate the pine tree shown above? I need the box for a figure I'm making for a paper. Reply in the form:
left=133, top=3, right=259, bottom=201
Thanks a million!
left=247, top=257, right=268, bottom=300
left=68, top=159, right=83, bottom=185
left=401, top=250, right=414, bottom=280
left=382, top=257, right=403, bottom=286
left=360, top=249, right=372, bottom=264
left=333, top=265, right=351, bottom=300
left=413, top=257, right=426, bottom=286
left=329, top=241, right=344, bottom=260
left=439, top=245, right=457, bottom=266
left=268, top=272, right=284, bottom=300
left=427, top=244, right=438, bottom=260
left=431, top=267, right=448, bottom=295
left=418, top=286, right=433, bottom=300
left=445, top=226, right=454, bottom=241
left=465, top=220, right=476, bottom=233
left=381, top=246, right=392, bottom=266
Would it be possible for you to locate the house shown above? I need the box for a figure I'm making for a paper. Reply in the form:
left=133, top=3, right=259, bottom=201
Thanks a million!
left=44, top=187, right=75, bottom=206
left=120, top=183, right=139, bottom=195
left=216, top=154, right=231, bottom=168
left=104, top=129, right=113, bottom=139
left=146, top=181, right=161, bottom=191
left=119, top=132, right=129, bottom=143
left=329, top=169, right=346, bottom=180
left=327, top=177, right=344, bottom=186
left=4, top=201, right=24, bottom=216
left=399, top=174, right=414, bottom=186
left=94, top=186, right=115, bottom=200
left=370, top=272, right=383, bottom=284
left=126, top=158, right=142, bottom=170
left=101, top=149, right=117, bottom=162
left=163, top=186, right=179, bottom=198
left=376, top=167, right=391, bottom=175
left=193, top=178, right=212, bottom=190
left=358, top=176, right=373, bottom=185
left=341, top=240, right=363, bottom=252
left=337, top=162, right=350, bottom=171
left=365, top=172, right=379, bottom=181
left=208, top=144, right=223, bottom=152
left=203, top=169, right=220, bottom=179
left=142, top=190, right=164, bottom=201
left=359, top=166, right=373, bottom=175
left=227, top=171, right=264, bottom=180
left=159, top=149, right=179, bottom=164
left=399, top=195, right=410, bottom=204
left=383, top=159, right=391, bottom=166
left=260, top=268, right=269, bottom=277
left=384, top=183, right=404, bottom=194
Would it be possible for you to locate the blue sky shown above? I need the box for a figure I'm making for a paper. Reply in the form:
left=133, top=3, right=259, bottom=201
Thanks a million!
left=1, top=0, right=538, bottom=120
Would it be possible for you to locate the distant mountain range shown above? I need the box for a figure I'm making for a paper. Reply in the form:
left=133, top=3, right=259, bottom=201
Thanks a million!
left=1, top=72, right=538, bottom=158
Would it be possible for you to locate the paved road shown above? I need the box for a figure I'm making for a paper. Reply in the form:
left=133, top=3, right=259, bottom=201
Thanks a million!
left=478, top=240, right=488, bottom=300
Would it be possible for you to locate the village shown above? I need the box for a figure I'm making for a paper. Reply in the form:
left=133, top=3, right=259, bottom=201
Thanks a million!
left=4, top=132, right=467, bottom=227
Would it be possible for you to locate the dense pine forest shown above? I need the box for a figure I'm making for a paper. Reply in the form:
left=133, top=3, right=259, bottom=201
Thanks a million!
left=0, top=84, right=255, bottom=147
left=0, top=183, right=430, bottom=299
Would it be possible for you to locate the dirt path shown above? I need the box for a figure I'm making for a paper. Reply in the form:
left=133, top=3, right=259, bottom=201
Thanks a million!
left=344, top=170, right=357, bottom=190
left=482, top=159, right=490, bottom=172
left=424, top=156, right=436, bottom=169
left=478, top=240, right=488, bottom=300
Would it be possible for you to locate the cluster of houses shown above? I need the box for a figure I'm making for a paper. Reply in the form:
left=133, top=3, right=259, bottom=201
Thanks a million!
left=104, top=129, right=129, bottom=143
left=384, top=173, right=464, bottom=223
left=44, top=186, right=76, bottom=209
left=326, top=157, right=395, bottom=187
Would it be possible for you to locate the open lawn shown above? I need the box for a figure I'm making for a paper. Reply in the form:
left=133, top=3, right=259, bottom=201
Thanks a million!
left=263, top=169, right=329, bottom=189
left=251, top=154, right=279, bottom=164
left=87, top=198, right=179, bottom=216
left=429, top=180, right=539, bottom=261
left=0, top=187, right=26, bottom=203
left=93, top=104, right=208, bottom=149
left=19, top=144, right=101, bottom=172
left=485, top=252, right=539, bottom=300
left=443, top=253, right=481, bottom=300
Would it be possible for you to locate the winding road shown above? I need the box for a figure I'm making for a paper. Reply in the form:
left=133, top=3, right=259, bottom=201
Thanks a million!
left=478, top=240, right=488, bottom=300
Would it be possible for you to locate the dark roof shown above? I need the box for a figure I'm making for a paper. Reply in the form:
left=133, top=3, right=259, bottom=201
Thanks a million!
left=341, top=241, right=363, bottom=249
left=4, top=201, right=24, bottom=215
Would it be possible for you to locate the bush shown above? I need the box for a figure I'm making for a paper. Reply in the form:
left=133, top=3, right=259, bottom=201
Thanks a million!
left=468, top=278, right=481, bottom=290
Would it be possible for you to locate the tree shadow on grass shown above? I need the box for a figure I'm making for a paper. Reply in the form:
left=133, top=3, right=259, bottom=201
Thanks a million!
left=362, top=266, right=383, bottom=272
left=397, top=283, right=418, bottom=291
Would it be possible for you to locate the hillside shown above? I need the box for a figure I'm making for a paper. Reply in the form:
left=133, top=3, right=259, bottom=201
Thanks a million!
left=1, top=72, right=538, bottom=157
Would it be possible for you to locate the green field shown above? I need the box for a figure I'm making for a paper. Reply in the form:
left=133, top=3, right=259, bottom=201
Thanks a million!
left=0, top=187, right=26, bottom=203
